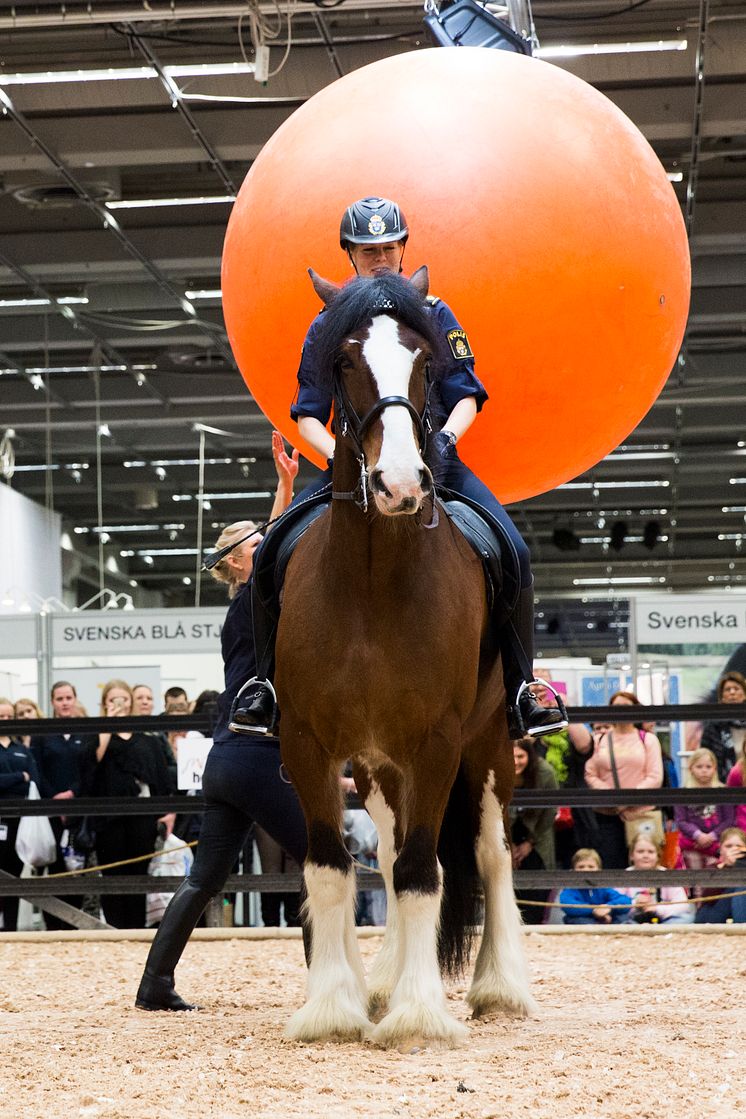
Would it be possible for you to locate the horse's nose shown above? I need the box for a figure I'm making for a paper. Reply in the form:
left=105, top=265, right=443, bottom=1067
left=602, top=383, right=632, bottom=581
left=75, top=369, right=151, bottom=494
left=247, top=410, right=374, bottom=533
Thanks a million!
left=369, top=469, right=393, bottom=498
left=419, top=466, right=433, bottom=496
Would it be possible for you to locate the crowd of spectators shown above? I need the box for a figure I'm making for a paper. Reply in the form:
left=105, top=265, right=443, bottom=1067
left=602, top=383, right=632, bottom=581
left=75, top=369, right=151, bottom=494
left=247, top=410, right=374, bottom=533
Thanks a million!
left=520, top=671, right=746, bottom=926
left=1, top=668, right=745, bottom=930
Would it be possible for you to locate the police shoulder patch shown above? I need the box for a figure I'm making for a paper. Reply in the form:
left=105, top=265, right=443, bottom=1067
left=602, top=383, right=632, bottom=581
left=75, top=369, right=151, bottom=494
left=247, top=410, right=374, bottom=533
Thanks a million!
left=446, top=328, right=473, bottom=360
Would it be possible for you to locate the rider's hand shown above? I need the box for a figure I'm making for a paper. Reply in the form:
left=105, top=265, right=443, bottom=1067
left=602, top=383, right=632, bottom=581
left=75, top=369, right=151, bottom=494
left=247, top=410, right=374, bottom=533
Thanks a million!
left=272, top=430, right=300, bottom=488
left=431, top=430, right=457, bottom=460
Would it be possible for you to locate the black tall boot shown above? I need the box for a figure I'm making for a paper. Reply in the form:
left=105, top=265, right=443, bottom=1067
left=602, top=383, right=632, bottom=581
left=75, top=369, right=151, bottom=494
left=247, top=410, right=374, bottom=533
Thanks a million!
left=501, top=580, right=568, bottom=739
left=135, top=880, right=212, bottom=1011
left=228, top=579, right=279, bottom=735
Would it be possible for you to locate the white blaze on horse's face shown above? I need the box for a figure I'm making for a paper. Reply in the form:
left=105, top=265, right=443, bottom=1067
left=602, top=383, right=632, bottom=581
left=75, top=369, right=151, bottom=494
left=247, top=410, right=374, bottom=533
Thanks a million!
left=363, top=315, right=428, bottom=516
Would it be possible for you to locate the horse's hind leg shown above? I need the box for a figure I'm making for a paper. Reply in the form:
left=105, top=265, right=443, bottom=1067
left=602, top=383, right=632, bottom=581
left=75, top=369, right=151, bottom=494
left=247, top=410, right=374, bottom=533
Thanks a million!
left=467, top=763, right=536, bottom=1018
left=371, top=732, right=468, bottom=1048
left=283, top=741, right=370, bottom=1042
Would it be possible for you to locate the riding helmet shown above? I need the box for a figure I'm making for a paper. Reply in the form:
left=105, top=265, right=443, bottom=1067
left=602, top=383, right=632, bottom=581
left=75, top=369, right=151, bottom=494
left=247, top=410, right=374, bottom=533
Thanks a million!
left=339, top=196, right=409, bottom=249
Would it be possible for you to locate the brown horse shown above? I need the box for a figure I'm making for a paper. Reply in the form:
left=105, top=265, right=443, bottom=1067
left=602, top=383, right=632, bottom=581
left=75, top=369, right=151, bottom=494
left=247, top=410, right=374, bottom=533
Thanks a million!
left=276, top=267, right=534, bottom=1047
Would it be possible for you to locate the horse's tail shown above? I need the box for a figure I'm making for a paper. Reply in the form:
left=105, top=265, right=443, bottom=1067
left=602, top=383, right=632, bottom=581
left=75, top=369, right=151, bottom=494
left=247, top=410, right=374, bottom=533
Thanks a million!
left=437, top=762, right=481, bottom=977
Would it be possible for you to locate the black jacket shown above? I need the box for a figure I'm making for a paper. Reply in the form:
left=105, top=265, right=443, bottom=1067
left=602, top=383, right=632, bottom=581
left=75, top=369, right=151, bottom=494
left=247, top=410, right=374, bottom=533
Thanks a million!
left=0, top=739, right=41, bottom=798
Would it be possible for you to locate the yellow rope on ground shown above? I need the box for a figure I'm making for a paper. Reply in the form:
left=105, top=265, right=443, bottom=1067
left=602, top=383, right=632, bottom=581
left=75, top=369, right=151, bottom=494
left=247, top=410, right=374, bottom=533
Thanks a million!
left=43, top=840, right=199, bottom=879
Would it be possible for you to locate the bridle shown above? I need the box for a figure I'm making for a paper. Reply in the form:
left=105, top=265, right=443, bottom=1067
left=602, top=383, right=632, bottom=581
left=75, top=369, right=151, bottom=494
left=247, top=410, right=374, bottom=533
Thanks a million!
left=331, top=342, right=435, bottom=514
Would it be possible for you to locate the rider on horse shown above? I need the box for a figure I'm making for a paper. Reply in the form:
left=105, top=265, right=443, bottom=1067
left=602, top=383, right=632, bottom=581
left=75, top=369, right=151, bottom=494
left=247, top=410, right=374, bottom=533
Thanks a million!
left=231, top=195, right=568, bottom=741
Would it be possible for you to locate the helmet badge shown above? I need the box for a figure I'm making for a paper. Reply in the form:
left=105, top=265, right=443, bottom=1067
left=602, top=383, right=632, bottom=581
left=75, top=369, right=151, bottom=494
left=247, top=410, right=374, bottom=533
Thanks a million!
left=367, top=213, right=387, bottom=236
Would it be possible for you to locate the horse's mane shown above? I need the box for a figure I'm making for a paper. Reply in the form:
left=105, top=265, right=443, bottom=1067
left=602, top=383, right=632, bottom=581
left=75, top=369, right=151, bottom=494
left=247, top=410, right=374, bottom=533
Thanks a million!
left=314, top=271, right=444, bottom=392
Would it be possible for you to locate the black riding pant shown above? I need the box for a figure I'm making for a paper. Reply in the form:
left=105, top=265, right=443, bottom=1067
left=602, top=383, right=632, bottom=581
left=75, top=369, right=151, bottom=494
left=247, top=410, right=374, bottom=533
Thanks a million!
left=188, top=739, right=307, bottom=896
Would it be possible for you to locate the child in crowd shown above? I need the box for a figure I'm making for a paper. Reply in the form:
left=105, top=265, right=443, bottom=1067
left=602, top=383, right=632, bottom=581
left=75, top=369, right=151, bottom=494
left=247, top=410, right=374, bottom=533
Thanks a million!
left=725, top=745, right=746, bottom=833
left=559, top=848, right=631, bottom=925
left=620, top=832, right=694, bottom=924
left=695, top=826, right=746, bottom=924
left=675, top=748, right=736, bottom=868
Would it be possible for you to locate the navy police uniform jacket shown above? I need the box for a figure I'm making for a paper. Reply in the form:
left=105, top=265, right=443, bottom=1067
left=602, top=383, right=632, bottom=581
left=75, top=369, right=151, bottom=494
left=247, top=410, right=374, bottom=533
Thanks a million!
left=290, top=296, right=487, bottom=426
left=0, top=740, right=41, bottom=798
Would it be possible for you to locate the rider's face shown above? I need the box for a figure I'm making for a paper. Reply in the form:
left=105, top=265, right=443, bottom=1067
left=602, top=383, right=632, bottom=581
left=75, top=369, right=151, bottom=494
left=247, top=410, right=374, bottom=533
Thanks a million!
left=348, top=240, right=405, bottom=278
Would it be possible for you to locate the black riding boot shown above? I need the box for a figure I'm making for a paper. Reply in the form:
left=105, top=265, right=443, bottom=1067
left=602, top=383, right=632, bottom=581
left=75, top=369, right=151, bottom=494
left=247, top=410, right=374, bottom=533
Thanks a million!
left=135, top=880, right=212, bottom=1011
left=229, top=580, right=279, bottom=736
left=502, top=581, right=568, bottom=739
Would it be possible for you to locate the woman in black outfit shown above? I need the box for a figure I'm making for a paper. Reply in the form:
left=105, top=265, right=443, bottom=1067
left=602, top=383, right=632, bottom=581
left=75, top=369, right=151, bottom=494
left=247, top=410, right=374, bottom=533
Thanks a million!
left=136, top=432, right=308, bottom=1011
left=0, top=697, right=42, bottom=931
left=83, top=679, right=173, bottom=928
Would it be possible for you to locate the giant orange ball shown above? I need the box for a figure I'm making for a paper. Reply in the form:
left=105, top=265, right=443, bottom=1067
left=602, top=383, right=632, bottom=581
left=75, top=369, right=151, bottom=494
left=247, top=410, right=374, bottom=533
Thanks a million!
left=222, top=48, right=690, bottom=503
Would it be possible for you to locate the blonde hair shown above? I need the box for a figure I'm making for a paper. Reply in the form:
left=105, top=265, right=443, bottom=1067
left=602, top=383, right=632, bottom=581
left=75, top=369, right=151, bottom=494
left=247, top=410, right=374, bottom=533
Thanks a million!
left=15, top=697, right=44, bottom=718
left=684, top=747, right=722, bottom=788
left=209, top=520, right=261, bottom=598
left=100, top=679, right=133, bottom=715
left=628, top=832, right=662, bottom=862
left=0, top=697, right=14, bottom=711
left=720, top=826, right=746, bottom=847
left=572, top=848, right=602, bottom=869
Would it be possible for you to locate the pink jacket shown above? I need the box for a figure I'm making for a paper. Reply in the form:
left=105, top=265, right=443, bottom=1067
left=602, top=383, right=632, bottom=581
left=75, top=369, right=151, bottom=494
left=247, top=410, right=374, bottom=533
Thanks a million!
left=585, top=728, right=663, bottom=792
left=725, top=762, right=746, bottom=831
left=620, top=869, right=693, bottom=922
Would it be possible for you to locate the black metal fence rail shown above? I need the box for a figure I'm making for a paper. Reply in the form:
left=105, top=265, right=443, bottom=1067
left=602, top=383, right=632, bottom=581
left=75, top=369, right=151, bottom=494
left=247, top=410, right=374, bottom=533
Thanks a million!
left=1, top=786, right=745, bottom=819
left=1, top=868, right=744, bottom=898
left=4, top=700, right=746, bottom=739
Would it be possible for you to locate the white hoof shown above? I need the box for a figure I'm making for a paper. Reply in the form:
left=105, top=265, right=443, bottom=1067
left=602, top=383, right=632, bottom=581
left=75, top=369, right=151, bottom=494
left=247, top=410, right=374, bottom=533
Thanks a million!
left=284, top=995, right=372, bottom=1043
left=371, top=1002, right=468, bottom=1049
left=466, top=976, right=537, bottom=1019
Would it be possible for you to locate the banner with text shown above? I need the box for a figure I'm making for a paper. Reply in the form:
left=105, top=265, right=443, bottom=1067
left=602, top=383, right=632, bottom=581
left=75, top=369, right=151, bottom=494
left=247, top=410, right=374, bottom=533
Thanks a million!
left=634, top=595, right=746, bottom=645
left=51, top=608, right=225, bottom=657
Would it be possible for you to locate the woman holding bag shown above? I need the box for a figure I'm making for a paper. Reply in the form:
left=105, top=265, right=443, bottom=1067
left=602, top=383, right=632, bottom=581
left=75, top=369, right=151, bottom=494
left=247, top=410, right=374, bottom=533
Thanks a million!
left=0, top=698, right=42, bottom=931
left=584, top=690, right=664, bottom=869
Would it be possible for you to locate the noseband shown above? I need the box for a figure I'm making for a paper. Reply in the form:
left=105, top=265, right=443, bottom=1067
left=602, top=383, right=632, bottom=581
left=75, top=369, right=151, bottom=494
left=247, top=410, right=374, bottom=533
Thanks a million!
left=332, top=355, right=434, bottom=513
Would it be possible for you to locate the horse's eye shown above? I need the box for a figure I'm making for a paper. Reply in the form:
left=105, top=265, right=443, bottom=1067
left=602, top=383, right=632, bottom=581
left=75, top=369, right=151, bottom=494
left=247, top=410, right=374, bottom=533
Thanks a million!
left=338, top=355, right=354, bottom=372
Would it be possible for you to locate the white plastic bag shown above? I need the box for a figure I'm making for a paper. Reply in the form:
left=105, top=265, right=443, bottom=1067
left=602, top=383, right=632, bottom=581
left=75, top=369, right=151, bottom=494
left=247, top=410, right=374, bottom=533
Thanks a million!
left=15, top=782, right=57, bottom=868
left=145, top=833, right=194, bottom=928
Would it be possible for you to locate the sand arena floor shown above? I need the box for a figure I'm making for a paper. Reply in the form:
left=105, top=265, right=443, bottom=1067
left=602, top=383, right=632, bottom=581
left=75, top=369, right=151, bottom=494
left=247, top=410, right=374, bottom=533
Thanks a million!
left=0, top=929, right=744, bottom=1119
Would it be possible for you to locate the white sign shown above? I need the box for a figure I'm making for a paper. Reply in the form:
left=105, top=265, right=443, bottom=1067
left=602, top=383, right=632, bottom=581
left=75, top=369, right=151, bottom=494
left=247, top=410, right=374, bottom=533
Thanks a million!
left=0, top=615, right=39, bottom=659
left=51, top=608, right=224, bottom=656
left=635, top=594, right=746, bottom=645
left=176, top=736, right=213, bottom=791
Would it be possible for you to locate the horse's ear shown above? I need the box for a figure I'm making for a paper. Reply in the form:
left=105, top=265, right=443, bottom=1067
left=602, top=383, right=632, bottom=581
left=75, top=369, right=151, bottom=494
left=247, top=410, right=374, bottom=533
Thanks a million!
left=308, top=268, right=341, bottom=307
left=409, top=266, right=429, bottom=298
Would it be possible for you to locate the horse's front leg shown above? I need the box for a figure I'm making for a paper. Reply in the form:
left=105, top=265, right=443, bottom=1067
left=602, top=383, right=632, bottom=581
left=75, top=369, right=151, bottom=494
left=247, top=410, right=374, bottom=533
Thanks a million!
left=355, top=764, right=402, bottom=1016
left=371, top=729, right=467, bottom=1049
left=282, top=734, right=370, bottom=1042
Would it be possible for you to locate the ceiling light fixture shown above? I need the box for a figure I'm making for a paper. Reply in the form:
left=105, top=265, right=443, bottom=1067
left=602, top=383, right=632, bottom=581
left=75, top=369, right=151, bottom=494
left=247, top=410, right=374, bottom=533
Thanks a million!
left=172, top=491, right=273, bottom=501
left=0, top=62, right=254, bottom=86
left=0, top=296, right=89, bottom=308
left=184, top=289, right=222, bottom=300
left=558, top=480, right=671, bottom=490
left=106, top=195, right=235, bottom=210
left=536, top=39, right=687, bottom=59
left=572, top=577, right=667, bottom=586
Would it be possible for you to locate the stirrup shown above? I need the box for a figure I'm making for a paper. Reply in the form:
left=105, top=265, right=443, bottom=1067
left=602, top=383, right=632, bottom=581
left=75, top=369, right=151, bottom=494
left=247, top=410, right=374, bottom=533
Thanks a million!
left=228, top=677, right=277, bottom=736
left=515, top=678, right=569, bottom=737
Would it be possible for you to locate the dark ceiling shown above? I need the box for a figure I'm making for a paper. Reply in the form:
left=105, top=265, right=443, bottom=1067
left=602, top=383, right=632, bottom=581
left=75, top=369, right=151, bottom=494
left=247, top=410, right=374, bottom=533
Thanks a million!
left=1, top=0, right=745, bottom=654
